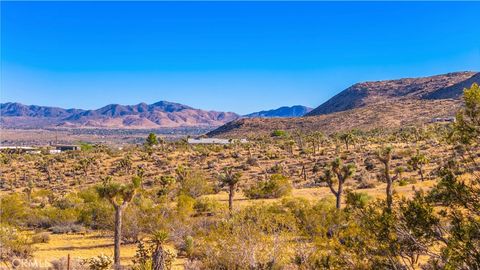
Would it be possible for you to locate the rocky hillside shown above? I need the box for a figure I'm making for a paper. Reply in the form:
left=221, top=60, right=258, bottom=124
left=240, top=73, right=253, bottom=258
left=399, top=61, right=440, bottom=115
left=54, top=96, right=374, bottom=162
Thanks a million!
left=209, top=71, right=479, bottom=138
left=306, top=71, right=477, bottom=116
left=0, top=101, right=239, bottom=129
left=244, top=105, right=312, bottom=118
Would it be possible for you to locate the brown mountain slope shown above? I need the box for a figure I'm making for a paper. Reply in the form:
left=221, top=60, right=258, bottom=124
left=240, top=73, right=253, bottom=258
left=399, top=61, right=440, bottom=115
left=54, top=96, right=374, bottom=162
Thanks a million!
left=305, top=71, right=477, bottom=116
left=208, top=99, right=461, bottom=138
left=209, top=71, right=479, bottom=138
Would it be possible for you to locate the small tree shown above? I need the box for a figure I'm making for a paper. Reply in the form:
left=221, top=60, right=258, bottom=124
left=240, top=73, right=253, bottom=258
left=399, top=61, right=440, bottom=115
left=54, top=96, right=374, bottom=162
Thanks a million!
left=218, top=167, right=242, bottom=214
left=377, top=146, right=394, bottom=211
left=319, top=157, right=356, bottom=209
left=452, top=83, right=480, bottom=146
left=97, top=176, right=141, bottom=269
left=145, top=133, right=159, bottom=147
left=408, top=150, right=429, bottom=181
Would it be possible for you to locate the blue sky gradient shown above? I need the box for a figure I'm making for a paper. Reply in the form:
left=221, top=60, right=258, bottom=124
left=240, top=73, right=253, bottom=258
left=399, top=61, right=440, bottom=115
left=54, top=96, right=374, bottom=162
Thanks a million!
left=1, top=1, right=479, bottom=114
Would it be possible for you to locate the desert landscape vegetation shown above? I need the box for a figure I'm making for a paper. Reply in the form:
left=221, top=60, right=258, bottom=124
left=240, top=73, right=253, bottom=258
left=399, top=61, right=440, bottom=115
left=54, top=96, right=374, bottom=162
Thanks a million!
left=2, top=1, right=480, bottom=269
left=1, top=82, right=479, bottom=269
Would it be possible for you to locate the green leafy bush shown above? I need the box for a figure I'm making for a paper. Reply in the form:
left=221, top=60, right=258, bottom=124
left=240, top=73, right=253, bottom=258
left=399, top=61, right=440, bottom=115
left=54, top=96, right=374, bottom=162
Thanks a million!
left=245, top=174, right=292, bottom=199
left=194, top=197, right=221, bottom=215
left=271, top=130, right=287, bottom=137
left=0, top=194, right=29, bottom=226
left=177, top=168, right=213, bottom=198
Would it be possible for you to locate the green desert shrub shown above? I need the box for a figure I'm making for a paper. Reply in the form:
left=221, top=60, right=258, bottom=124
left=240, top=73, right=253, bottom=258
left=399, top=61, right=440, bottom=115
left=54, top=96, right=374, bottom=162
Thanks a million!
left=194, top=197, right=221, bottom=215
left=177, top=194, right=196, bottom=218
left=245, top=174, right=292, bottom=199
left=0, top=194, right=29, bottom=226
left=271, top=130, right=287, bottom=137
left=345, top=191, right=372, bottom=209
left=398, top=179, right=409, bottom=186
left=195, top=204, right=297, bottom=269
left=78, top=199, right=114, bottom=230
left=0, top=224, right=34, bottom=260
left=177, top=167, right=213, bottom=198
left=40, top=206, right=81, bottom=227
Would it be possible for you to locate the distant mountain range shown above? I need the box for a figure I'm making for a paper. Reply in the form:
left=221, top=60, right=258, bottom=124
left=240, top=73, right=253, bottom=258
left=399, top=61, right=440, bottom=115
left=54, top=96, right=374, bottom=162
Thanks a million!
left=0, top=101, right=311, bottom=129
left=0, top=101, right=239, bottom=129
left=209, top=71, right=480, bottom=137
left=244, top=105, right=312, bottom=118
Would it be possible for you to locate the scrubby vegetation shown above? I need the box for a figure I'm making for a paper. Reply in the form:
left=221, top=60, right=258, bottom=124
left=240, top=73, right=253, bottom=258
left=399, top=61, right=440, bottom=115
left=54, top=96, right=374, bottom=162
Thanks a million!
left=0, top=84, right=479, bottom=269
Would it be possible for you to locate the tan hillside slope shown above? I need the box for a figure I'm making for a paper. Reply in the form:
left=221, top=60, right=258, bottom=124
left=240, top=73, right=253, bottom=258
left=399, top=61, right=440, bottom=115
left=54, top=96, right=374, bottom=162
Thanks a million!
left=208, top=99, right=461, bottom=137
left=306, top=71, right=477, bottom=116
left=208, top=71, right=479, bottom=138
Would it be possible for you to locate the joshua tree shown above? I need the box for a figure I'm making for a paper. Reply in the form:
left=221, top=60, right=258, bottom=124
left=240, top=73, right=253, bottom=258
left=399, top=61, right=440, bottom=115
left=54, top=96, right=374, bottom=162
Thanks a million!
left=293, top=130, right=305, bottom=152
left=308, top=131, right=325, bottom=155
left=36, top=158, right=54, bottom=184
left=24, top=176, right=34, bottom=203
left=394, top=166, right=405, bottom=181
left=339, top=131, right=355, bottom=150
left=285, top=140, right=295, bottom=156
left=218, top=167, right=242, bottom=214
left=408, top=150, right=429, bottom=181
left=158, top=136, right=166, bottom=151
left=151, top=230, right=170, bottom=270
left=319, top=157, right=356, bottom=209
left=96, top=176, right=141, bottom=269
left=77, top=156, right=96, bottom=177
left=377, top=146, right=394, bottom=211
left=117, top=154, right=133, bottom=175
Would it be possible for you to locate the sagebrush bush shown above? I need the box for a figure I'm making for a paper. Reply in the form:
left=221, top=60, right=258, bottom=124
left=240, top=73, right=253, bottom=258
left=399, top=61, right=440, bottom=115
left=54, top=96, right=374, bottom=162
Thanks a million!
left=50, top=224, right=84, bottom=234
left=32, top=232, right=50, bottom=244
left=51, top=257, right=86, bottom=270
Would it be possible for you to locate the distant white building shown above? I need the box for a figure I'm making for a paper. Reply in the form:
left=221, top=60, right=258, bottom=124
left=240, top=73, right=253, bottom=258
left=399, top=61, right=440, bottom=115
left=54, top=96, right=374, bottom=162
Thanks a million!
left=187, top=138, right=248, bottom=145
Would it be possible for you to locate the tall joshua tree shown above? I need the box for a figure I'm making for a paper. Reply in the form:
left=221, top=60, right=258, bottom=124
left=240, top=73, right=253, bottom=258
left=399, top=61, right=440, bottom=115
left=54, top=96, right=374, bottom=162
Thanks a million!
left=218, top=167, right=242, bottom=214
left=319, top=157, right=356, bottom=209
left=97, top=176, right=141, bottom=269
left=377, top=146, right=394, bottom=211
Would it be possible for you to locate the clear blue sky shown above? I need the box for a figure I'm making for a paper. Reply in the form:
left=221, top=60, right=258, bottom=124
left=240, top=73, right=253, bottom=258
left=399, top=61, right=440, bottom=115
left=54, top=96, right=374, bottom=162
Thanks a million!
left=1, top=1, right=479, bottom=114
